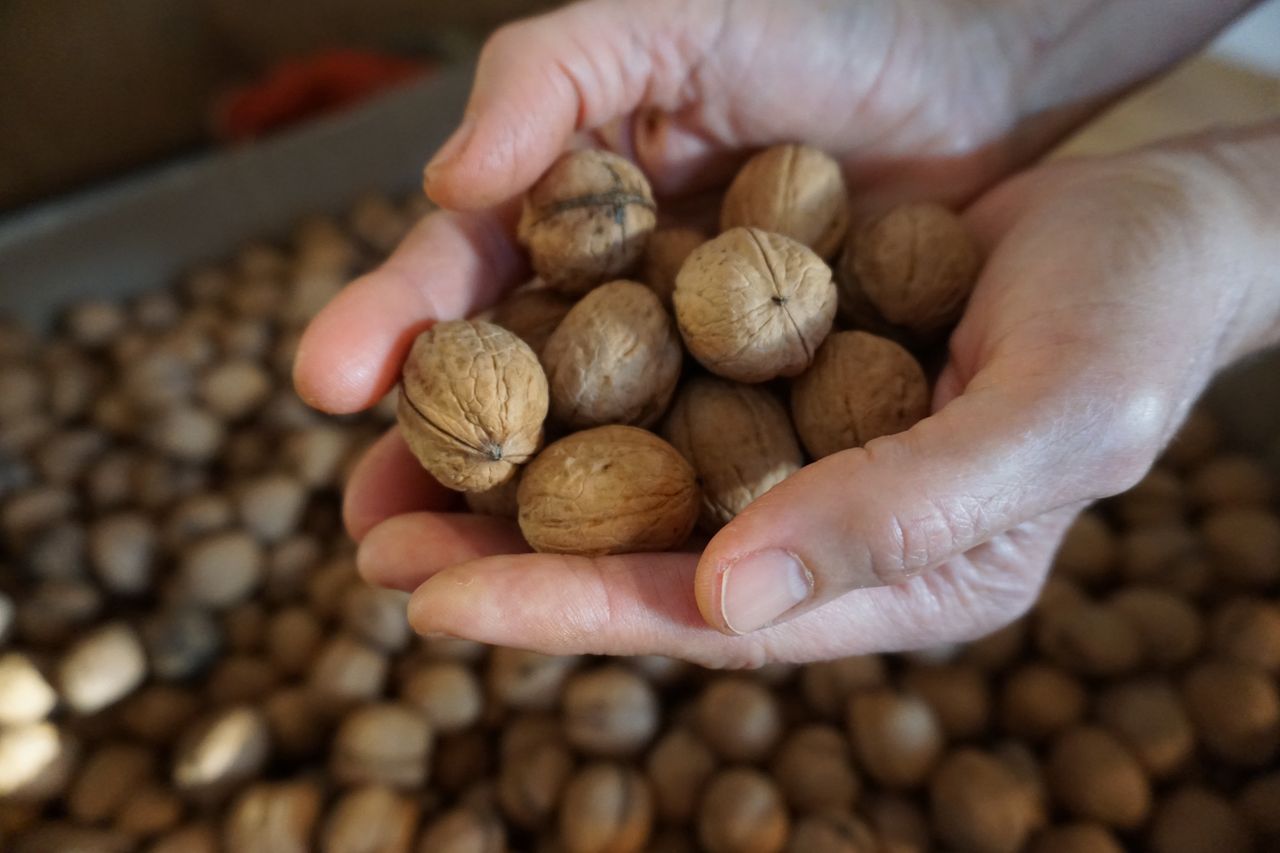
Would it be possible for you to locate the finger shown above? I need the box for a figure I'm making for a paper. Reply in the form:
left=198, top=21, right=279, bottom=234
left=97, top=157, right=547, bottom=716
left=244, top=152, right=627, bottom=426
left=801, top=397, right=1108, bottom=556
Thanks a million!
left=357, top=511, right=529, bottom=591
left=405, top=513, right=1065, bottom=665
left=343, top=429, right=460, bottom=541
left=423, top=1, right=739, bottom=208
left=293, top=206, right=524, bottom=414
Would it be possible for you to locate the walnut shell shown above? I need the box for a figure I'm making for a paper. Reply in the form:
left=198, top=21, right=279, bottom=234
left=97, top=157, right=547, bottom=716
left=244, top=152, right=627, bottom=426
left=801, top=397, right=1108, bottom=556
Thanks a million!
left=397, top=320, right=548, bottom=492
left=491, top=286, right=576, bottom=357
left=844, top=203, right=980, bottom=335
left=790, top=331, right=929, bottom=459
left=662, top=376, right=803, bottom=530
left=643, top=227, right=706, bottom=308
left=721, top=144, right=850, bottom=258
left=517, top=426, right=699, bottom=556
left=542, top=281, right=682, bottom=429
left=517, top=150, right=657, bottom=296
left=674, top=228, right=836, bottom=383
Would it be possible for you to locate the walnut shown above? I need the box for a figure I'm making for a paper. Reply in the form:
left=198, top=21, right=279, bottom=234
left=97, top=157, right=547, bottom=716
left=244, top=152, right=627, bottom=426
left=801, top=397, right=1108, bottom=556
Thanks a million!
left=1046, top=727, right=1151, bottom=829
left=721, top=144, right=850, bottom=258
left=542, top=281, right=682, bottom=429
left=790, top=331, right=929, bottom=459
left=841, top=203, right=980, bottom=335
left=662, top=376, right=803, bottom=530
left=491, top=285, right=575, bottom=357
left=642, top=227, right=706, bottom=307
left=674, top=228, right=836, bottom=383
left=930, top=749, right=1036, bottom=853
left=517, top=426, right=699, bottom=556
left=517, top=150, right=657, bottom=296
left=397, top=320, right=548, bottom=492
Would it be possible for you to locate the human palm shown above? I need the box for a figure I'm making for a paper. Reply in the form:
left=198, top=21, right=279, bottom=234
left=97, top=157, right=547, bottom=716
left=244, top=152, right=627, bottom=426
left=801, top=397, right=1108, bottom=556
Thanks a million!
left=294, top=0, right=1279, bottom=666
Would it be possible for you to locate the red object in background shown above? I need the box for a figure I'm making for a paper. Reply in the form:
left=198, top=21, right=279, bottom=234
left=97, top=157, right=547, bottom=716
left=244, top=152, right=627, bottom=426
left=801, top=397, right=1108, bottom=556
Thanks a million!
left=214, top=49, right=431, bottom=142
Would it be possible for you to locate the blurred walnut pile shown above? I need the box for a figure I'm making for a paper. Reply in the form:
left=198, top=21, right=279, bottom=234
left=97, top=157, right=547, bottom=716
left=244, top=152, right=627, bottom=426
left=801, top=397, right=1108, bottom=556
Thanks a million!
left=397, top=146, right=979, bottom=553
left=0, top=171, right=1277, bottom=853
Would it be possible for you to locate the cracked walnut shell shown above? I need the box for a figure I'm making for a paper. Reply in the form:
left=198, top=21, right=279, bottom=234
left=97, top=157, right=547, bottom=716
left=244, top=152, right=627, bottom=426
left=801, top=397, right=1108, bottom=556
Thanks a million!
left=662, top=376, right=803, bottom=530
left=542, top=281, right=682, bottom=430
left=674, top=228, right=836, bottom=383
left=517, top=426, right=699, bottom=556
left=397, top=320, right=548, bottom=492
left=721, top=144, right=850, bottom=259
left=791, top=331, right=929, bottom=459
left=843, top=203, right=980, bottom=335
left=518, top=150, right=657, bottom=296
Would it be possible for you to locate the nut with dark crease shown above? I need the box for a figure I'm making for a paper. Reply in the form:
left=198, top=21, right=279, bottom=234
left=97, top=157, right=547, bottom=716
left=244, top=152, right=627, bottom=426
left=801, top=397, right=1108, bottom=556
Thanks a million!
left=518, top=150, right=657, bottom=296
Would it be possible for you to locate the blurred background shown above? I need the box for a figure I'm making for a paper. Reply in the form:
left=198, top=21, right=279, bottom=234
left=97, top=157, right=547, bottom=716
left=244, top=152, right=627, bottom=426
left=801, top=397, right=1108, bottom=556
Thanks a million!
left=0, top=0, right=1277, bottom=215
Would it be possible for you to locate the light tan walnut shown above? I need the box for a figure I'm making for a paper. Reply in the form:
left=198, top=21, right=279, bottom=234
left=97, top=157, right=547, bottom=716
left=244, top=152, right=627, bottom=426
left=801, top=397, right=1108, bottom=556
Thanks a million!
left=791, top=331, right=929, bottom=459
left=491, top=286, right=576, bottom=357
left=397, top=320, right=548, bottom=492
left=517, top=426, right=699, bottom=556
left=517, top=150, right=657, bottom=296
left=843, top=203, right=980, bottom=335
left=674, top=228, right=836, bottom=383
left=662, top=376, right=803, bottom=530
left=542, top=281, right=682, bottom=430
left=642, top=228, right=706, bottom=308
left=721, top=144, right=850, bottom=258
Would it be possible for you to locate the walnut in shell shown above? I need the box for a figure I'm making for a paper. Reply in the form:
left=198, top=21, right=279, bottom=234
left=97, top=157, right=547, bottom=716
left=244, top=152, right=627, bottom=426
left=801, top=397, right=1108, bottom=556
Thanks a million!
left=791, top=331, right=929, bottom=459
left=642, top=228, right=706, bottom=308
left=397, top=320, right=548, bottom=492
left=517, top=426, right=699, bottom=555
left=843, top=203, right=980, bottom=335
left=490, top=285, right=575, bottom=357
left=674, top=228, right=836, bottom=383
left=662, top=376, right=803, bottom=530
left=720, top=144, right=850, bottom=258
left=517, top=150, right=657, bottom=296
left=542, top=281, right=682, bottom=429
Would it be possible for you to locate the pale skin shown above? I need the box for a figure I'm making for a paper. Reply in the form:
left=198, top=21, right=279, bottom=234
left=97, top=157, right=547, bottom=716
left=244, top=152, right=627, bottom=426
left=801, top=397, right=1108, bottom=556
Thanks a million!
left=294, top=0, right=1280, bottom=667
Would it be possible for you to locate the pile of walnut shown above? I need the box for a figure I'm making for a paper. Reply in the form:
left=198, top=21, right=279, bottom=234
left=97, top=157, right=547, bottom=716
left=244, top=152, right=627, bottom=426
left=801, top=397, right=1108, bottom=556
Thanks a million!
left=0, top=171, right=1276, bottom=853
left=397, top=146, right=979, bottom=554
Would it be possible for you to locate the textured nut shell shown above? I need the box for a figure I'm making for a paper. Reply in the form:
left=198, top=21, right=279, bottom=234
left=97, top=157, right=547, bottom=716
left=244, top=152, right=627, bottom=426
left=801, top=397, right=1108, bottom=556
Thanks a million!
left=791, top=331, right=929, bottom=459
left=721, top=145, right=850, bottom=258
left=643, top=228, right=706, bottom=307
left=517, top=426, right=699, bottom=556
left=674, top=228, right=836, bottom=383
left=542, top=281, right=682, bottom=429
left=396, top=320, right=548, bottom=492
left=491, top=286, right=576, bottom=357
left=518, top=150, right=657, bottom=296
left=847, top=203, right=980, bottom=334
left=662, top=376, right=803, bottom=530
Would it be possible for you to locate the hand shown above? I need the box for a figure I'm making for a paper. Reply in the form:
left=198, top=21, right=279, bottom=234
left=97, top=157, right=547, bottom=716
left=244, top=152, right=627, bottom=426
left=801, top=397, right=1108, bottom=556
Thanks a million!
left=293, top=0, right=1279, bottom=666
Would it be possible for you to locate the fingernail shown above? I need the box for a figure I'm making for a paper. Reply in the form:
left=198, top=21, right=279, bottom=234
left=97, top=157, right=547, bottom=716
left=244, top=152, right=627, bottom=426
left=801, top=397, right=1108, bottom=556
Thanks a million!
left=720, top=550, right=813, bottom=634
left=424, top=115, right=477, bottom=181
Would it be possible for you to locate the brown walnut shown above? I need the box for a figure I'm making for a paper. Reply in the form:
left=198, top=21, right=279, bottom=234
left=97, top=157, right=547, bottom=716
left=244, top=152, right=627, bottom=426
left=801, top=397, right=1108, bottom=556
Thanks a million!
left=491, top=286, right=576, bottom=357
left=674, top=228, right=836, bottom=383
left=397, top=320, right=548, bottom=492
left=842, top=203, right=980, bottom=335
left=517, top=150, right=657, bottom=296
left=662, top=376, right=803, bottom=530
left=721, top=144, right=850, bottom=258
left=542, top=281, right=682, bottom=429
left=791, top=330, right=929, bottom=459
left=517, top=426, right=699, bottom=556
left=642, top=227, right=706, bottom=308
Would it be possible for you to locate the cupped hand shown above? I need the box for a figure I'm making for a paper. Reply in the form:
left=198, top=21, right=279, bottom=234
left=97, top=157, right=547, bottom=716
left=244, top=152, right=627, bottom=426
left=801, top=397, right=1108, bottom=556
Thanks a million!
left=293, top=0, right=1279, bottom=666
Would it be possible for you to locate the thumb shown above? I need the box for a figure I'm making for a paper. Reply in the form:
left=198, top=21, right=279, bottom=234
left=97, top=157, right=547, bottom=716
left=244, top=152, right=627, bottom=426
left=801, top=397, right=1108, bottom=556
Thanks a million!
left=423, top=0, right=730, bottom=209
left=694, top=354, right=1168, bottom=635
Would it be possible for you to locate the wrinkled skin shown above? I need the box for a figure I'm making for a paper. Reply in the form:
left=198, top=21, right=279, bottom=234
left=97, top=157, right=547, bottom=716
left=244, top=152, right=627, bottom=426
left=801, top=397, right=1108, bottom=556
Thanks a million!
left=294, top=0, right=1280, bottom=666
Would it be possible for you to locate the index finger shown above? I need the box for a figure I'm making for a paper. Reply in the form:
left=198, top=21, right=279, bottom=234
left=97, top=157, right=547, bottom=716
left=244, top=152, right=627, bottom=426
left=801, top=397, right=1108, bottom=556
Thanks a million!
left=293, top=204, right=526, bottom=414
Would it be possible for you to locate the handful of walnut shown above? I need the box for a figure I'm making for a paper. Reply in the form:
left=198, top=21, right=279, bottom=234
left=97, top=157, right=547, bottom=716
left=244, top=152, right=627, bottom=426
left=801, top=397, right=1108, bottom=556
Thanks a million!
left=397, top=145, right=981, bottom=555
